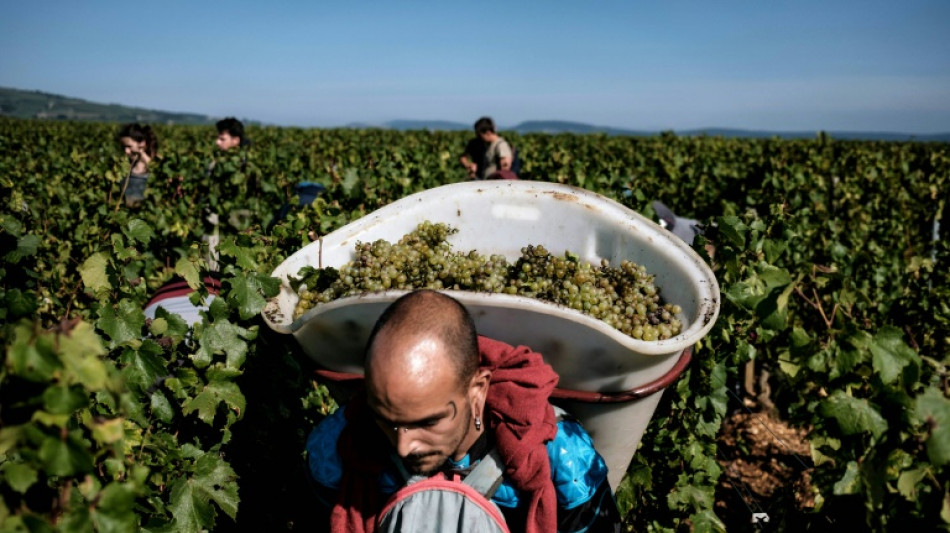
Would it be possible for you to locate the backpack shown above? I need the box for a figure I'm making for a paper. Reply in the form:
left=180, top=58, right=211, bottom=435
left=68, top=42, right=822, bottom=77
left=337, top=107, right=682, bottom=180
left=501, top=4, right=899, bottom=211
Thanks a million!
left=510, top=145, right=522, bottom=176
left=377, top=449, right=510, bottom=533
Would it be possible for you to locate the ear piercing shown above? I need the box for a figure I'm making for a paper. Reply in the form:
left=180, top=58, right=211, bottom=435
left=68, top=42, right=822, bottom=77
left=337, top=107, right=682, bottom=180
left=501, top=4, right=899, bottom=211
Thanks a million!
left=474, top=416, right=482, bottom=431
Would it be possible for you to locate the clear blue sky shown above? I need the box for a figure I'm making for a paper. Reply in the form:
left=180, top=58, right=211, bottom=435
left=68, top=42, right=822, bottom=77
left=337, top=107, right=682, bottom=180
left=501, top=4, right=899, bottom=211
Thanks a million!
left=3, top=1, right=949, bottom=133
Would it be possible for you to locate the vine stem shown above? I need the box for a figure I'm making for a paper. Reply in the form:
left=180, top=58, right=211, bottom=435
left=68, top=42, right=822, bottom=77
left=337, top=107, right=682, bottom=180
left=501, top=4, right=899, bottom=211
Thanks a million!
left=60, top=279, right=84, bottom=322
left=794, top=286, right=838, bottom=329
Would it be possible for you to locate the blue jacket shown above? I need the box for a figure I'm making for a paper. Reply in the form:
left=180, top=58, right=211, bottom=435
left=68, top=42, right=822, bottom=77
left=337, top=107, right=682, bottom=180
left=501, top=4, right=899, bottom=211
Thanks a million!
left=306, top=405, right=618, bottom=532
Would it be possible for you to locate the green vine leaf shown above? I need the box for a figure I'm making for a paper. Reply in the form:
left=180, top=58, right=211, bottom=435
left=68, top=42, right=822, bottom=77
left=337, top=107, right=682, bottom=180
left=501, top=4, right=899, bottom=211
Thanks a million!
left=1, top=461, right=39, bottom=494
left=5, top=288, right=39, bottom=319
left=195, top=319, right=250, bottom=370
left=914, top=387, right=950, bottom=466
left=833, top=460, right=862, bottom=495
left=218, top=238, right=259, bottom=271
left=125, top=219, right=155, bottom=244
left=120, top=340, right=166, bottom=394
left=42, top=384, right=89, bottom=414
left=97, top=299, right=146, bottom=348
left=226, top=272, right=280, bottom=320
left=150, top=391, right=175, bottom=424
left=182, top=381, right=245, bottom=426
left=91, top=482, right=139, bottom=531
left=58, top=321, right=109, bottom=390
left=39, top=431, right=94, bottom=476
left=7, top=322, right=60, bottom=382
left=717, top=216, right=747, bottom=247
left=820, top=392, right=888, bottom=439
left=160, top=453, right=239, bottom=532
left=869, top=326, right=921, bottom=386
left=897, top=466, right=928, bottom=501
left=4, top=234, right=40, bottom=263
left=175, top=256, right=202, bottom=290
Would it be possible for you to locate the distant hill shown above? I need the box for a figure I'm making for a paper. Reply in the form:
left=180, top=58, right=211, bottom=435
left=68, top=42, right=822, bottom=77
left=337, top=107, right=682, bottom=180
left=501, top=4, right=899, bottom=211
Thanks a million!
left=676, top=127, right=950, bottom=142
left=511, top=120, right=653, bottom=136
left=384, top=119, right=470, bottom=131
left=3, top=86, right=947, bottom=141
left=383, top=118, right=950, bottom=142
left=0, top=86, right=219, bottom=125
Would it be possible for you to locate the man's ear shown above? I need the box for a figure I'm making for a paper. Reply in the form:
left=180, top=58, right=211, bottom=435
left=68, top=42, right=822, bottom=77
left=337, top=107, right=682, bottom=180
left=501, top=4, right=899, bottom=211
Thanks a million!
left=469, top=368, right=491, bottom=410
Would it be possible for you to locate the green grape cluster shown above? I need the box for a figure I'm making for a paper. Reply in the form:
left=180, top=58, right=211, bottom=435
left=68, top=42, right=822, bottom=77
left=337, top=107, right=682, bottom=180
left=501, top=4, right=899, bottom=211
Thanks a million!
left=293, top=221, right=683, bottom=340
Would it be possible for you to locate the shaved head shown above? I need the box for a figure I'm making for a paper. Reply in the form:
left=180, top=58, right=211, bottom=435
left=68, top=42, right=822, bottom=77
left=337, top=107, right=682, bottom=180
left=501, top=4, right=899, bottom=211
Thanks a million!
left=365, top=290, right=479, bottom=388
left=363, top=290, right=488, bottom=472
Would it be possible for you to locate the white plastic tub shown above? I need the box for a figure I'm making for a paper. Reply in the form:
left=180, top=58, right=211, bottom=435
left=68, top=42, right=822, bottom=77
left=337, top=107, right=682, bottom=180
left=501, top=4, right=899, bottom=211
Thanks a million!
left=263, top=181, right=719, bottom=489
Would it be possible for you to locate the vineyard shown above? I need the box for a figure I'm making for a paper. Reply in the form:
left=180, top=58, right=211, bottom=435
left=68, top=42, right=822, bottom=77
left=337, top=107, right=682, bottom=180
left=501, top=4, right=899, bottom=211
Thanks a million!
left=1, top=117, right=948, bottom=532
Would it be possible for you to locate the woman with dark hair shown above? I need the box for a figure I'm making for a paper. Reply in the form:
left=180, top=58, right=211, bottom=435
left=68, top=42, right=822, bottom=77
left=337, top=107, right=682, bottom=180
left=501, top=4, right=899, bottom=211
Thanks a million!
left=116, top=123, right=159, bottom=207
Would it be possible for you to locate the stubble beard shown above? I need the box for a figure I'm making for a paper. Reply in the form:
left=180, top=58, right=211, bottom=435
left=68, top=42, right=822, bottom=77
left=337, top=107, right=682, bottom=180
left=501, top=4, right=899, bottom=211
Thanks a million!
left=403, top=407, right=474, bottom=476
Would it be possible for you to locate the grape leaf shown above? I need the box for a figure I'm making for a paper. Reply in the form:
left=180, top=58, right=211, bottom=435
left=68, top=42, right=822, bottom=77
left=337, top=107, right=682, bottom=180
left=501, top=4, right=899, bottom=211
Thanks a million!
left=218, top=238, right=258, bottom=271
left=195, top=320, right=249, bottom=370
left=42, top=385, right=88, bottom=414
left=5, top=234, right=40, bottom=263
left=5, top=288, right=38, bottom=318
left=125, top=219, right=154, bottom=244
left=39, top=432, right=94, bottom=476
left=869, top=326, right=920, bottom=386
left=58, top=321, right=109, bottom=390
left=1, top=462, right=38, bottom=494
left=914, top=387, right=950, bottom=466
left=91, top=482, right=138, bottom=532
left=896, top=467, right=927, bottom=501
left=80, top=252, right=112, bottom=295
left=833, top=461, right=862, bottom=495
left=820, top=392, right=888, bottom=439
left=150, top=391, right=175, bottom=424
left=154, top=306, right=190, bottom=341
left=120, top=340, right=166, bottom=394
left=175, top=256, right=201, bottom=290
left=7, top=322, right=60, bottom=382
left=226, top=271, right=280, bottom=320
left=97, top=299, right=146, bottom=348
left=162, top=453, right=239, bottom=531
left=182, top=381, right=245, bottom=426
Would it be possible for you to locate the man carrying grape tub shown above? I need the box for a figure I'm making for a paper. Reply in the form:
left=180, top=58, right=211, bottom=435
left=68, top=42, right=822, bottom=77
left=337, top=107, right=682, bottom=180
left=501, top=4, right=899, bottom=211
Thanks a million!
left=305, top=289, right=621, bottom=533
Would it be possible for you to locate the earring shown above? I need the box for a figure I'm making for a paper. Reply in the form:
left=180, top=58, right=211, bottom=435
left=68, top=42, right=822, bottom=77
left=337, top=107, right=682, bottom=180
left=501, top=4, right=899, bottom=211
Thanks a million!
left=474, top=416, right=482, bottom=431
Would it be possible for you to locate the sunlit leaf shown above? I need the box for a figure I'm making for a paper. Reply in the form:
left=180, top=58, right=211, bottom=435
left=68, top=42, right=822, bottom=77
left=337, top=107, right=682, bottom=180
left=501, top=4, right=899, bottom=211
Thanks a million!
left=833, top=461, right=861, bottom=495
left=80, top=252, right=112, bottom=295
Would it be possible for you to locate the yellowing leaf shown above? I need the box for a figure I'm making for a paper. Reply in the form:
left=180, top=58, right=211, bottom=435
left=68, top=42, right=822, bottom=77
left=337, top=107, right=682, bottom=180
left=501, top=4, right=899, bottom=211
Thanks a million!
left=80, top=252, right=112, bottom=295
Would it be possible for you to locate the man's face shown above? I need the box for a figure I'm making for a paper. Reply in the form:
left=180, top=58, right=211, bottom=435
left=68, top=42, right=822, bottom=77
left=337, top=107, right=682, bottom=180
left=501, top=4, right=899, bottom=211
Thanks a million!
left=366, top=335, right=475, bottom=476
left=216, top=131, right=241, bottom=151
